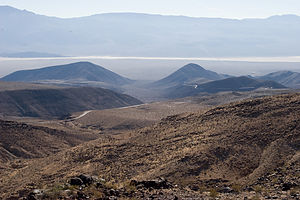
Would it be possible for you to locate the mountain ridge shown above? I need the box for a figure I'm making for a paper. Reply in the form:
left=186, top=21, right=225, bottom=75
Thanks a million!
left=1, top=6, right=299, bottom=20
left=152, top=63, right=227, bottom=87
left=2, top=6, right=300, bottom=57
left=258, top=70, right=300, bottom=88
left=1, top=62, right=132, bottom=85
left=164, top=76, right=287, bottom=98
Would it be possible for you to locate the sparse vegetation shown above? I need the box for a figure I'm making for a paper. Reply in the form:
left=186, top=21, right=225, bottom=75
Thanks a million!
left=254, top=185, right=262, bottom=193
left=249, top=195, right=261, bottom=200
left=209, top=188, right=219, bottom=198
left=231, top=184, right=242, bottom=193
left=83, top=185, right=104, bottom=199
left=123, top=180, right=137, bottom=193
left=0, top=92, right=300, bottom=199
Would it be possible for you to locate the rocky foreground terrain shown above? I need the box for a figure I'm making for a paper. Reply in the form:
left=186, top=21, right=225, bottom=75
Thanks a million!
left=0, top=93, right=299, bottom=199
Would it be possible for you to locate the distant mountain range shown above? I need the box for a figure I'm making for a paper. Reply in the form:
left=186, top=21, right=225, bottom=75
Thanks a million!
left=1, top=62, right=132, bottom=86
left=1, top=62, right=296, bottom=101
left=1, top=6, right=300, bottom=57
left=257, top=71, right=300, bottom=88
left=163, top=76, right=286, bottom=99
left=150, top=63, right=287, bottom=98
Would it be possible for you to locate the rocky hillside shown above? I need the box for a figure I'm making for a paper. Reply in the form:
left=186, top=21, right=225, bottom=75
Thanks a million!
left=0, top=87, right=142, bottom=118
left=1, top=93, right=299, bottom=199
left=0, top=120, right=99, bottom=163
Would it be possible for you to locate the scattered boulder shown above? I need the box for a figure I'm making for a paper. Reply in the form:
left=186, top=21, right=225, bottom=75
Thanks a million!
left=78, top=174, right=93, bottom=185
left=69, top=177, right=83, bottom=186
left=282, top=182, right=297, bottom=191
left=130, top=177, right=172, bottom=189
left=69, top=174, right=99, bottom=186
left=218, top=186, right=234, bottom=193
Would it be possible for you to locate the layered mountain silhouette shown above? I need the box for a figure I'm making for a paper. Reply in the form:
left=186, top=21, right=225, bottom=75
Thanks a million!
left=0, top=86, right=142, bottom=118
left=152, top=63, right=228, bottom=87
left=0, top=62, right=291, bottom=101
left=164, top=76, right=286, bottom=99
left=258, top=71, right=300, bottom=88
left=149, top=63, right=286, bottom=99
left=1, top=62, right=132, bottom=85
left=1, top=6, right=300, bottom=57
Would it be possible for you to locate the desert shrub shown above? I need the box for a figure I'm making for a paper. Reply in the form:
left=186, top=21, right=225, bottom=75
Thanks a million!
left=254, top=185, right=262, bottom=193
left=84, top=185, right=104, bottom=199
left=42, top=184, right=65, bottom=199
left=209, top=188, right=219, bottom=199
left=231, top=183, right=242, bottom=193
left=119, top=197, right=137, bottom=200
left=271, top=177, right=279, bottom=184
left=197, top=184, right=207, bottom=193
left=250, top=195, right=261, bottom=200
left=123, top=180, right=137, bottom=193
left=104, top=181, right=119, bottom=190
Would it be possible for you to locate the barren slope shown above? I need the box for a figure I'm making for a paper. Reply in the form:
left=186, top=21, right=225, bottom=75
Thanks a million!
left=0, top=86, right=142, bottom=118
left=72, top=90, right=291, bottom=135
left=0, top=120, right=99, bottom=163
left=1, top=92, right=299, bottom=199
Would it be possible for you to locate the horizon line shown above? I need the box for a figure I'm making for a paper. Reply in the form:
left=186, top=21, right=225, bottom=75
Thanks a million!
left=1, top=5, right=299, bottom=20
left=2, top=55, right=300, bottom=63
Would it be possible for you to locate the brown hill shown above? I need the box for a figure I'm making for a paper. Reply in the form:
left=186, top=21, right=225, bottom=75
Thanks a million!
left=0, top=93, right=299, bottom=199
left=72, top=89, right=291, bottom=135
left=0, top=86, right=142, bottom=119
left=1, top=62, right=133, bottom=85
left=0, top=119, right=100, bottom=163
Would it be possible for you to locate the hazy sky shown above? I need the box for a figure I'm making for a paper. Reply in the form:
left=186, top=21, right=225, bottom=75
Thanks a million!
left=0, top=0, right=300, bottom=19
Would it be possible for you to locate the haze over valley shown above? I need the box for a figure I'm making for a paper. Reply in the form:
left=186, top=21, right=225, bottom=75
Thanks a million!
left=1, top=6, right=300, bottom=57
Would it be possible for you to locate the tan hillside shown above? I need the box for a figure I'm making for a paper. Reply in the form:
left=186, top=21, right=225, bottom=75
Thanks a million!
left=72, top=90, right=291, bottom=135
left=0, top=93, right=299, bottom=199
left=0, top=119, right=100, bottom=163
